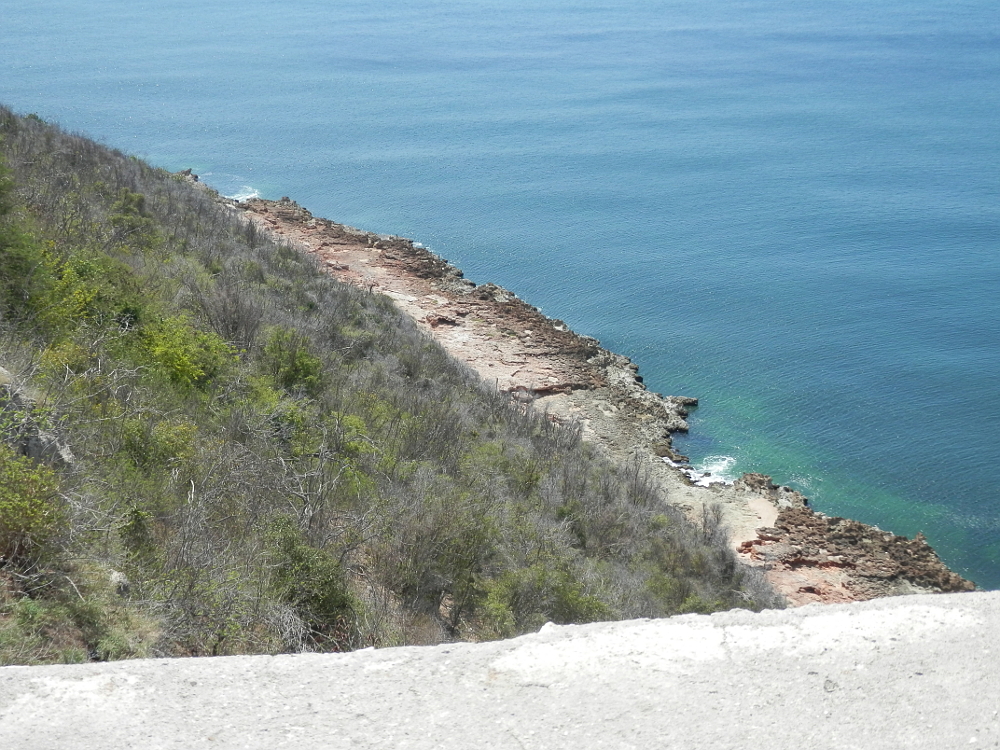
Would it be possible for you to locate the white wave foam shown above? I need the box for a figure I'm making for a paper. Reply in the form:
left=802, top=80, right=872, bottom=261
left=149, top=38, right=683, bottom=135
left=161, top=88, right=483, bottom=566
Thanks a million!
left=662, top=454, right=739, bottom=487
left=229, top=186, right=260, bottom=202
left=198, top=171, right=260, bottom=202
left=686, top=455, right=738, bottom=487
left=697, top=455, right=737, bottom=479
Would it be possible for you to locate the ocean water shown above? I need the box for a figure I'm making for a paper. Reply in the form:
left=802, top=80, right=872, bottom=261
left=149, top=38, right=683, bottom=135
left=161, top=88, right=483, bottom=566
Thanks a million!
left=3, top=0, right=999, bottom=586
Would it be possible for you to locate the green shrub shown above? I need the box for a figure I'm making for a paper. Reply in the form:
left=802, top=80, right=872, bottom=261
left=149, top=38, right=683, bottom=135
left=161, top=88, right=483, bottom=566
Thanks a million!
left=141, top=315, right=235, bottom=388
left=268, top=516, right=359, bottom=650
left=479, top=561, right=613, bottom=639
left=107, top=188, right=159, bottom=253
left=121, top=417, right=198, bottom=469
left=460, top=441, right=543, bottom=497
left=118, top=505, right=157, bottom=566
left=0, top=597, right=83, bottom=664
left=28, top=247, right=146, bottom=336
left=0, top=578, right=153, bottom=665
left=0, top=157, right=48, bottom=321
left=0, top=443, right=64, bottom=568
left=39, top=339, right=96, bottom=375
left=262, top=326, right=324, bottom=395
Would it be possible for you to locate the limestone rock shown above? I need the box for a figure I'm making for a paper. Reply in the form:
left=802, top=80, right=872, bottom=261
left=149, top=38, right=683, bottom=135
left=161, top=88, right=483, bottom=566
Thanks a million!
left=0, top=384, right=75, bottom=468
left=733, top=472, right=809, bottom=509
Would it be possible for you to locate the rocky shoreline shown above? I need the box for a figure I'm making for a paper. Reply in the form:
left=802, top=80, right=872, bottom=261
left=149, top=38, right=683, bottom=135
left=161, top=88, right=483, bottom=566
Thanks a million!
left=217, top=189, right=974, bottom=606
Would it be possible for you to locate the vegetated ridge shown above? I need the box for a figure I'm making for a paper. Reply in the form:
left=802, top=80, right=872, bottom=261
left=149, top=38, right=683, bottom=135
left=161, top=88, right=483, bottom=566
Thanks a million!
left=0, top=106, right=785, bottom=664
left=234, top=191, right=975, bottom=607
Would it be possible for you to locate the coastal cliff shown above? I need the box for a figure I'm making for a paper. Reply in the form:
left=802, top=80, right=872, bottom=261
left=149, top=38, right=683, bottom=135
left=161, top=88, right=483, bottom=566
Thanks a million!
left=236, top=194, right=974, bottom=606
left=2, top=104, right=793, bottom=663
left=0, top=107, right=976, bottom=667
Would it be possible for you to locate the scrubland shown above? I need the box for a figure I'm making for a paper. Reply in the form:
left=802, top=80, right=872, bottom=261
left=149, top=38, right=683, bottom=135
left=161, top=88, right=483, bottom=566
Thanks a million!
left=0, top=107, right=778, bottom=663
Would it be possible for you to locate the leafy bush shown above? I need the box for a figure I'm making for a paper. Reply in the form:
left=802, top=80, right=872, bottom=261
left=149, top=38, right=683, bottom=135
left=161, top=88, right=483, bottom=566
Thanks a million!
left=141, top=315, right=235, bottom=388
left=262, top=326, right=325, bottom=395
left=480, top=562, right=613, bottom=638
left=106, top=188, right=159, bottom=253
left=268, top=516, right=360, bottom=650
left=0, top=158, right=47, bottom=321
left=0, top=443, right=64, bottom=568
left=121, top=417, right=198, bottom=469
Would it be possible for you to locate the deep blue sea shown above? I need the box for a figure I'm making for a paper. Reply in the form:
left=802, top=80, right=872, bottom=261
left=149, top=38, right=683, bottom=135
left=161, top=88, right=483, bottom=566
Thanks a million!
left=3, top=0, right=999, bottom=587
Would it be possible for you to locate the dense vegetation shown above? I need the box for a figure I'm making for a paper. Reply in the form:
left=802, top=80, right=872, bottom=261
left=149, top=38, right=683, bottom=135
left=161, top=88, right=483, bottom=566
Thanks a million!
left=0, top=106, right=779, bottom=663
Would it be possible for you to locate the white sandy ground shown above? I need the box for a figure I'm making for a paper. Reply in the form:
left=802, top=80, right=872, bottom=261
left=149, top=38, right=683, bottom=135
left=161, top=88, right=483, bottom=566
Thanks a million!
left=2, top=590, right=997, bottom=750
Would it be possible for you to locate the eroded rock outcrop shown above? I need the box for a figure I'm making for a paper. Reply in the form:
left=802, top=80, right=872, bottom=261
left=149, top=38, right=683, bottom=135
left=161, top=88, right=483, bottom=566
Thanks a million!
left=737, top=477, right=975, bottom=604
left=733, top=472, right=810, bottom=510
left=0, top=377, right=74, bottom=469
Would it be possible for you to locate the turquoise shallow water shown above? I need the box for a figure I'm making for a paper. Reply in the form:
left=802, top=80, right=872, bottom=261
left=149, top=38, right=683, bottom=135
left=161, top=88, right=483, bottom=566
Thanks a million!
left=3, top=0, right=999, bottom=586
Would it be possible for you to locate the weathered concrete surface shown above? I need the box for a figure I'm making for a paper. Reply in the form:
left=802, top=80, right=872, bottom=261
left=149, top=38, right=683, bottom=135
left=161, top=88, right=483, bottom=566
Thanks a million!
left=2, top=591, right=998, bottom=749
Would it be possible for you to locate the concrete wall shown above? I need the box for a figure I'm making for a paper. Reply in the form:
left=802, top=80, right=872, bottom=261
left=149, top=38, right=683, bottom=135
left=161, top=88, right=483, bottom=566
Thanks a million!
left=2, top=591, right=998, bottom=749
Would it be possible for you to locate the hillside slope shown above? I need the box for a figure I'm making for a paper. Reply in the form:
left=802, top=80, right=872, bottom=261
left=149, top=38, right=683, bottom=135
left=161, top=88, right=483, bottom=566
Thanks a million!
left=235, top=197, right=974, bottom=606
left=0, top=107, right=782, bottom=663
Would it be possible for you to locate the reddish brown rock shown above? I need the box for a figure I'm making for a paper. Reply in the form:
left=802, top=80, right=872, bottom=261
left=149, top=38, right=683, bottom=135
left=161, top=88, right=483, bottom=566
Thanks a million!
left=740, top=503, right=976, bottom=605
